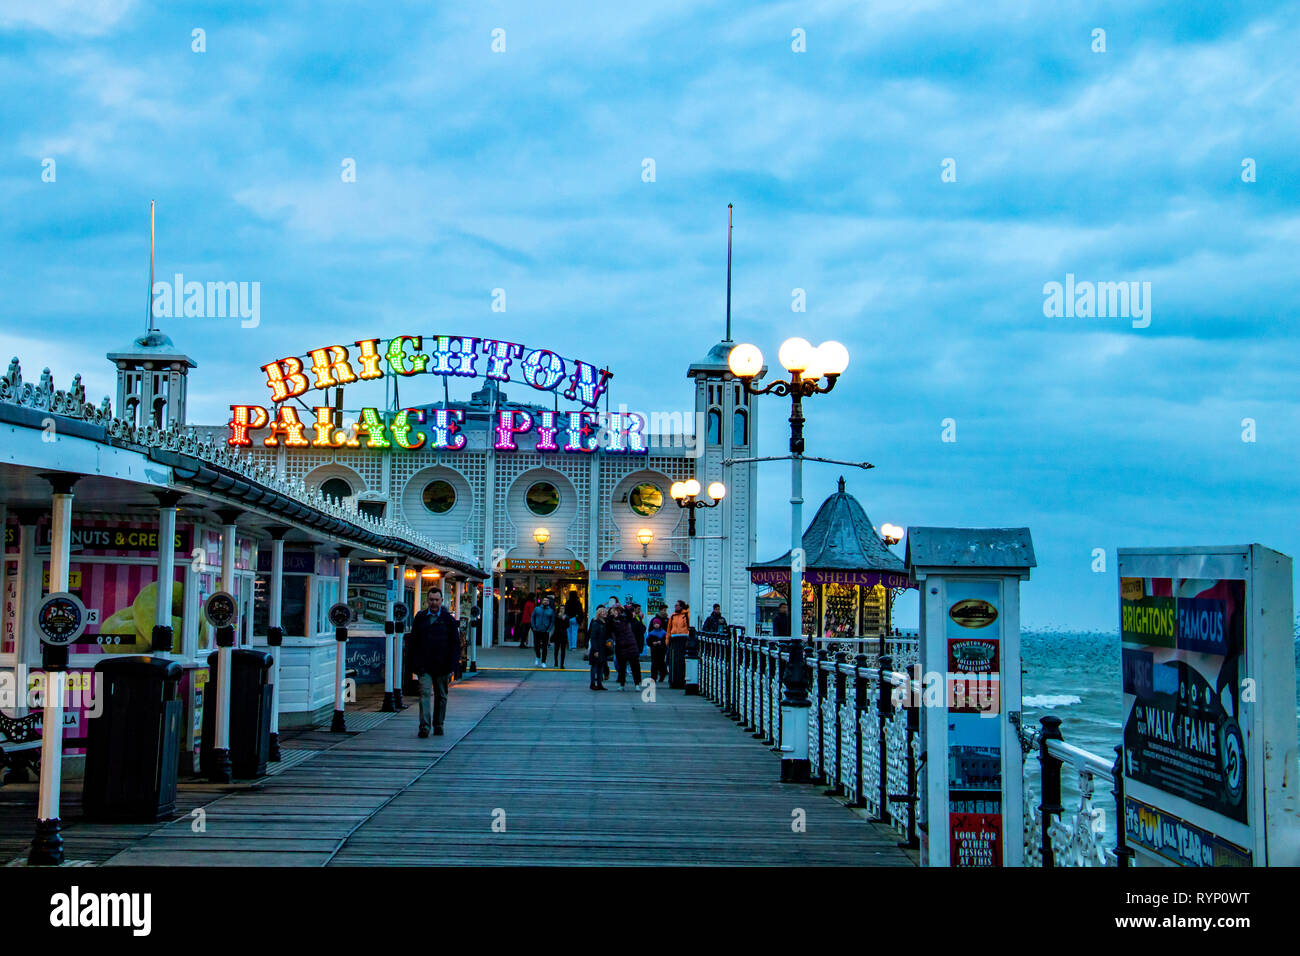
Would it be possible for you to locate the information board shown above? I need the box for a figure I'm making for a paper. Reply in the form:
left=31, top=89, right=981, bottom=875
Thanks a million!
left=1117, top=545, right=1296, bottom=866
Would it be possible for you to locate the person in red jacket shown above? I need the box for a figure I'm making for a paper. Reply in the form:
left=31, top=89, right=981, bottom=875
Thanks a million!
left=518, top=593, right=535, bottom=647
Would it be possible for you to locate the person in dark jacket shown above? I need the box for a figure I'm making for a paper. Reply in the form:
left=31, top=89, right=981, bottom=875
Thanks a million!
left=646, top=615, right=668, bottom=682
left=629, top=603, right=646, bottom=657
left=587, top=607, right=608, bottom=690
left=611, top=607, right=642, bottom=689
left=773, top=602, right=791, bottom=637
left=409, top=588, right=460, bottom=737
left=552, top=604, right=568, bottom=669
left=531, top=596, right=556, bottom=667
left=704, top=603, right=728, bottom=633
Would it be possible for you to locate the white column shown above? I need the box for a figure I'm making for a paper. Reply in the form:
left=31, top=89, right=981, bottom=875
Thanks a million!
left=463, top=576, right=476, bottom=671
left=31, top=477, right=75, bottom=865
left=689, top=511, right=705, bottom=630
left=791, top=455, right=803, bottom=639
left=154, top=496, right=179, bottom=652
left=382, top=558, right=396, bottom=710
left=268, top=534, right=285, bottom=741
left=212, top=516, right=238, bottom=778
left=332, top=549, right=351, bottom=729
left=12, top=512, right=37, bottom=717
left=482, top=445, right=497, bottom=648
left=394, top=561, right=406, bottom=698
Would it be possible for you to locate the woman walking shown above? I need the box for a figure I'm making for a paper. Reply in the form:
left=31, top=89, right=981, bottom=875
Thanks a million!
left=565, top=591, right=583, bottom=650
left=587, top=606, right=608, bottom=690
left=552, top=604, right=568, bottom=669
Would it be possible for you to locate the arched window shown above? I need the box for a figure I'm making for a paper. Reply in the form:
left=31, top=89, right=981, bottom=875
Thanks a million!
left=734, top=408, right=748, bottom=446
left=707, top=409, right=722, bottom=445
left=320, top=477, right=353, bottom=501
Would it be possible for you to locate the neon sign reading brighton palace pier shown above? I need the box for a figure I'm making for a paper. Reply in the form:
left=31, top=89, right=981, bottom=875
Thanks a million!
left=226, top=335, right=648, bottom=455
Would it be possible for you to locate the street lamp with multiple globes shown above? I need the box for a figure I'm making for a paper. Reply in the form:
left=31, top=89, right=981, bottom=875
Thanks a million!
left=670, top=478, right=726, bottom=623
left=880, top=523, right=904, bottom=547
left=728, top=338, right=849, bottom=641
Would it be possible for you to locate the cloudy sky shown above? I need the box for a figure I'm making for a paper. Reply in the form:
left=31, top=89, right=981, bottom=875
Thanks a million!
left=1, top=0, right=1296, bottom=631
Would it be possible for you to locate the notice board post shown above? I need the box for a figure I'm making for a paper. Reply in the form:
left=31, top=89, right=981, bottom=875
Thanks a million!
left=906, top=527, right=1036, bottom=868
left=1117, top=544, right=1297, bottom=866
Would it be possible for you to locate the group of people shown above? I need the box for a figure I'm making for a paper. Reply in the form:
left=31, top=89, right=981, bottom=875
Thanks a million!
left=516, top=590, right=586, bottom=668
left=402, top=589, right=743, bottom=735
left=584, top=598, right=693, bottom=691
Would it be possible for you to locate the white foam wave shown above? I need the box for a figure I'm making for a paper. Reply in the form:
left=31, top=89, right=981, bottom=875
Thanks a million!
left=1023, top=694, right=1082, bottom=709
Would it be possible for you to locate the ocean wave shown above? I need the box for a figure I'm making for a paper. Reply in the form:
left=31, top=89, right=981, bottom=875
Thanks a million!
left=1023, top=694, right=1082, bottom=709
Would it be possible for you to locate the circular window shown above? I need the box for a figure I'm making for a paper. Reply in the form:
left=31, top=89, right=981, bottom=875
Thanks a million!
left=526, top=480, right=560, bottom=516
left=629, top=482, right=664, bottom=517
left=422, top=480, right=457, bottom=514
left=320, top=477, right=353, bottom=501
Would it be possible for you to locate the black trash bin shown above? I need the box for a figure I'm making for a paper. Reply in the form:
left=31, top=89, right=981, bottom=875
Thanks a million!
left=201, top=648, right=273, bottom=779
left=82, top=656, right=184, bottom=822
left=669, top=634, right=687, bottom=689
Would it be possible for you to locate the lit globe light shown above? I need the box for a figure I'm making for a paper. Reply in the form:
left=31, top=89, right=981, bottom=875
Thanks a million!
left=669, top=481, right=685, bottom=500
left=728, top=343, right=764, bottom=378
left=880, top=523, right=904, bottom=544
left=818, top=340, right=850, bottom=376
left=778, top=337, right=813, bottom=373
left=636, top=528, right=654, bottom=546
left=800, top=351, right=825, bottom=381
left=682, top=478, right=702, bottom=498
left=707, top=481, right=727, bottom=501
left=533, top=527, right=550, bottom=545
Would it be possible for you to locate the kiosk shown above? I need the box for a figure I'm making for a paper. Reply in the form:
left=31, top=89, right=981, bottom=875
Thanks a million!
left=1117, top=544, right=1298, bottom=866
left=907, top=527, right=1035, bottom=868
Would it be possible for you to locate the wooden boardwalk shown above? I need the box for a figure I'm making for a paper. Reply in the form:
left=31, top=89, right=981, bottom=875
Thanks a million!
left=4, top=669, right=916, bottom=867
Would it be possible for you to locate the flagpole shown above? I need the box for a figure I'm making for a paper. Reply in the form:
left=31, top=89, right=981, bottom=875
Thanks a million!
left=147, top=200, right=156, bottom=332
left=725, top=203, right=733, bottom=341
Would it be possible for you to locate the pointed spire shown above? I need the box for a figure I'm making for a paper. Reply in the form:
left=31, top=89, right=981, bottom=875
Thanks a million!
left=837, top=475, right=846, bottom=494
left=725, top=203, right=733, bottom=342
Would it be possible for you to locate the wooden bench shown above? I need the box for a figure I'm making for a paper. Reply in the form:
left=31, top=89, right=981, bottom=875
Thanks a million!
left=0, top=711, right=42, bottom=784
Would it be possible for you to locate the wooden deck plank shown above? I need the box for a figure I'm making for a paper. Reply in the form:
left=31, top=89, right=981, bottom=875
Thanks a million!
left=2, top=670, right=916, bottom=867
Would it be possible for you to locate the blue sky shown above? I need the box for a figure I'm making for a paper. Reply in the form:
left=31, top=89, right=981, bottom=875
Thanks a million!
left=1, top=0, right=1296, bottom=631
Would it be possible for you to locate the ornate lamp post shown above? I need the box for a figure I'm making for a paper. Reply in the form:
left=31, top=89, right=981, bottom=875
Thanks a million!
left=670, top=479, right=725, bottom=622
left=728, top=338, right=849, bottom=641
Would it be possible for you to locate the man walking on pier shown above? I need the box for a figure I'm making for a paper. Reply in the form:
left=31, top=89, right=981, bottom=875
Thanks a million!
left=409, top=587, right=460, bottom=737
left=531, top=595, right=556, bottom=667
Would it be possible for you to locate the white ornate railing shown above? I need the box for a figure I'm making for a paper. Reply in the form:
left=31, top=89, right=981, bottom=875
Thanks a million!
left=698, top=627, right=1128, bottom=866
left=697, top=628, right=922, bottom=847
left=0, top=356, right=483, bottom=573
left=1019, top=717, right=1125, bottom=867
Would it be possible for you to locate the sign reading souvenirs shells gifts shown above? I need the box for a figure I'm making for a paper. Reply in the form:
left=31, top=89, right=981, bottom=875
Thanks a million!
left=1117, top=545, right=1299, bottom=866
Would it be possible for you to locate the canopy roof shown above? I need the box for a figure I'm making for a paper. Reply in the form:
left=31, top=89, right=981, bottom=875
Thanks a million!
left=750, top=476, right=906, bottom=575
